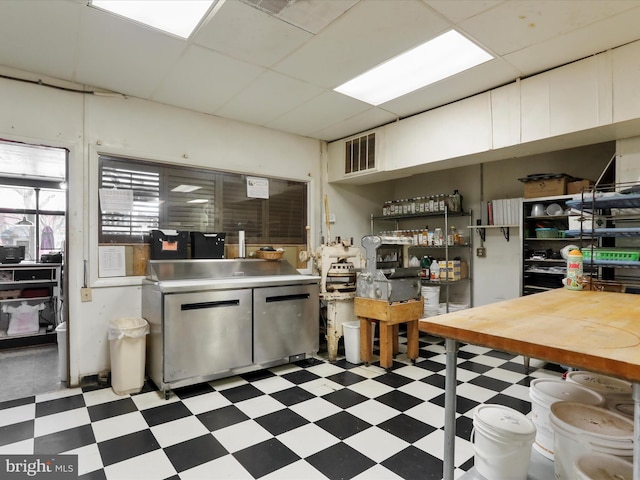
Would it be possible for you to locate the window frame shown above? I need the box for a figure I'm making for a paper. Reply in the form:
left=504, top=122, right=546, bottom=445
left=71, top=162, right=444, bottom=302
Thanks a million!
left=97, top=153, right=308, bottom=249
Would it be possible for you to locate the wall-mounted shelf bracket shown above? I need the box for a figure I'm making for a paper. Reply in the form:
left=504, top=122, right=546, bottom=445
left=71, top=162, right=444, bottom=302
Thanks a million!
left=469, top=225, right=516, bottom=242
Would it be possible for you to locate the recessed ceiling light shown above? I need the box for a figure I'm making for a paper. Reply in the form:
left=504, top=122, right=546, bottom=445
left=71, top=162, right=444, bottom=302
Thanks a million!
left=171, top=184, right=202, bottom=193
left=334, top=30, right=493, bottom=106
left=90, top=0, right=215, bottom=39
left=187, top=199, right=208, bottom=204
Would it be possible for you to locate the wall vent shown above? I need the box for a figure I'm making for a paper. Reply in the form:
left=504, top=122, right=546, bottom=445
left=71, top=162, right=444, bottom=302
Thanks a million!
left=344, top=132, right=376, bottom=174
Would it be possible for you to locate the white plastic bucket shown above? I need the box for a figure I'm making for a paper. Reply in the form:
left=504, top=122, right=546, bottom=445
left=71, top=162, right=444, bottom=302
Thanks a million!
left=549, top=401, right=634, bottom=480
left=565, top=371, right=632, bottom=397
left=574, top=452, right=633, bottom=480
left=342, top=321, right=374, bottom=364
left=421, top=286, right=440, bottom=306
left=472, top=404, right=536, bottom=480
left=528, top=378, right=605, bottom=460
left=605, top=393, right=634, bottom=419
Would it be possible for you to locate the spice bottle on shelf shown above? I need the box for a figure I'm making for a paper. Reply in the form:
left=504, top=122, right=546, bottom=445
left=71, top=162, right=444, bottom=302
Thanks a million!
left=434, top=228, right=444, bottom=246
left=447, top=226, right=457, bottom=246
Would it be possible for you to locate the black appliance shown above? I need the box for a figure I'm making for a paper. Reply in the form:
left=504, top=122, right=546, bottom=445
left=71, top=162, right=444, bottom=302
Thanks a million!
left=0, top=246, right=25, bottom=264
left=41, top=252, right=63, bottom=263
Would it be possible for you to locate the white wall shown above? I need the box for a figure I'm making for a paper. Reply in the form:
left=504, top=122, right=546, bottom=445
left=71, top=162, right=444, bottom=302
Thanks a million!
left=0, top=74, right=322, bottom=385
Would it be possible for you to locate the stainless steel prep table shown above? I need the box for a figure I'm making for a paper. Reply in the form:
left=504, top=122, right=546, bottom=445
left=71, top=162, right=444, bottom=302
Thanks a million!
left=142, top=259, right=320, bottom=398
left=419, top=288, right=640, bottom=480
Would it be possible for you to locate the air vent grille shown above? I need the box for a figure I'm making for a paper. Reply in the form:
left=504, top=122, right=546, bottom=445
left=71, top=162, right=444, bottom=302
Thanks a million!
left=345, top=133, right=375, bottom=174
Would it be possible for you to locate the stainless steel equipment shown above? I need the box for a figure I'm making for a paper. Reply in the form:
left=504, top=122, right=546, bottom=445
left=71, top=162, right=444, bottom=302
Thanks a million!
left=142, top=258, right=319, bottom=398
left=356, top=235, right=421, bottom=303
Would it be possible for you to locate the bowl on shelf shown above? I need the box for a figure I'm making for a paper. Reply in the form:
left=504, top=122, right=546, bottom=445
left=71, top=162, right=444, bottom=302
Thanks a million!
left=546, top=203, right=564, bottom=216
left=531, top=203, right=546, bottom=216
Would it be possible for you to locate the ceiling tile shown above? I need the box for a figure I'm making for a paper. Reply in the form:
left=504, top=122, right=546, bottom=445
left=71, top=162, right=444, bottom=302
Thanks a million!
left=503, top=5, right=640, bottom=76
left=273, top=0, right=451, bottom=88
left=424, top=0, right=504, bottom=24
left=0, top=1, right=82, bottom=81
left=215, top=71, right=325, bottom=126
left=460, top=0, right=639, bottom=55
left=152, top=45, right=265, bottom=113
left=194, top=1, right=311, bottom=68
left=273, top=0, right=358, bottom=34
left=75, top=6, right=186, bottom=97
left=265, top=90, right=372, bottom=137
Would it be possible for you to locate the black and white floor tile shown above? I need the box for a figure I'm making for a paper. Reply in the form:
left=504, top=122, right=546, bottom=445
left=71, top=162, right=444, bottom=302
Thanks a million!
left=0, top=335, right=563, bottom=480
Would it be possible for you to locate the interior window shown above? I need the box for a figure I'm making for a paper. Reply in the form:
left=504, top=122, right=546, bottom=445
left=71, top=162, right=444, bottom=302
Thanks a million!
left=98, top=154, right=308, bottom=274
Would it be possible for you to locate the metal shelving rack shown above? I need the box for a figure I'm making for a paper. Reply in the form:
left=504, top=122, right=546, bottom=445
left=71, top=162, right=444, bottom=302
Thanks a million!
left=370, top=207, right=473, bottom=312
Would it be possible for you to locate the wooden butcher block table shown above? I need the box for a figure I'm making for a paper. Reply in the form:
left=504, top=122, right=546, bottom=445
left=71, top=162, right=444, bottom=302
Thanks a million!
left=354, top=297, right=423, bottom=369
left=418, top=288, right=640, bottom=480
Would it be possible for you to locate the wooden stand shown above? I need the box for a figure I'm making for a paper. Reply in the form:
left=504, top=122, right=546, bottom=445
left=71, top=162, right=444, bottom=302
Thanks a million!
left=354, top=297, right=424, bottom=369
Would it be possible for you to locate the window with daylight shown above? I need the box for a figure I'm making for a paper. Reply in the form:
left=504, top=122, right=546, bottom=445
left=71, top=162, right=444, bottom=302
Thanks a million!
left=98, top=154, right=307, bottom=252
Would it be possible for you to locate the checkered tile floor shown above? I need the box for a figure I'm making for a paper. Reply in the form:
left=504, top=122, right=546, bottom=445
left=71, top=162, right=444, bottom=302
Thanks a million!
left=0, top=335, right=563, bottom=480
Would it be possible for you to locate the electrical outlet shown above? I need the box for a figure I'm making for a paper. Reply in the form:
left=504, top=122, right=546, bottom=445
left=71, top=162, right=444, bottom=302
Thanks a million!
left=81, top=287, right=92, bottom=302
left=476, top=247, right=486, bottom=257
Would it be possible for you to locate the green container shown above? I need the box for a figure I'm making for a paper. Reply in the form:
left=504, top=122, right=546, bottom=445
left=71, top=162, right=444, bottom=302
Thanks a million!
left=535, top=228, right=560, bottom=239
left=582, top=248, right=640, bottom=262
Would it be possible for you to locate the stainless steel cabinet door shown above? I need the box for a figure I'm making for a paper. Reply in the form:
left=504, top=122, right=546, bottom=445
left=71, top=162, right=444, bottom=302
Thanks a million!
left=253, top=284, right=319, bottom=364
left=164, top=289, right=252, bottom=382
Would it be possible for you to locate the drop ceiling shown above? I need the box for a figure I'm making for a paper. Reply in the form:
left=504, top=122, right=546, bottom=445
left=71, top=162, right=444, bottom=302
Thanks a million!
left=1, top=0, right=640, bottom=142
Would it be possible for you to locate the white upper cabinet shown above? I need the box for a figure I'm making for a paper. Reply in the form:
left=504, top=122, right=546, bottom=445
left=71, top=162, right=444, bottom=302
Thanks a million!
left=613, top=41, right=640, bottom=123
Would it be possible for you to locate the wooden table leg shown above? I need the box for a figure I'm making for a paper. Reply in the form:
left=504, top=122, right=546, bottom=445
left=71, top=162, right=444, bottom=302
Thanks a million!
left=406, top=319, right=418, bottom=362
left=392, top=324, right=400, bottom=354
left=379, top=322, right=394, bottom=368
left=359, top=318, right=373, bottom=364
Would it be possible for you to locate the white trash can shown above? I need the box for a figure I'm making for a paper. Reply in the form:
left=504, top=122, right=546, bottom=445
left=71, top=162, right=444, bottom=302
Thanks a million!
left=342, top=321, right=375, bottom=364
left=108, top=317, right=150, bottom=395
left=55, top=322, right=67, bottom=382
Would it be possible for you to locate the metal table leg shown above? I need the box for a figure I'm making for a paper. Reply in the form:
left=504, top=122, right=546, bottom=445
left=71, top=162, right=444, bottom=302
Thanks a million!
left=444, top=339, right=458, bottom=480
left=634, top=383, right=639, bottom=480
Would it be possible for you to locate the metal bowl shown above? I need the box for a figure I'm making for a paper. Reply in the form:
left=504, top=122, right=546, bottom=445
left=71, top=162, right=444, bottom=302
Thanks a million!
left=546, top=203, right=564, bottom=216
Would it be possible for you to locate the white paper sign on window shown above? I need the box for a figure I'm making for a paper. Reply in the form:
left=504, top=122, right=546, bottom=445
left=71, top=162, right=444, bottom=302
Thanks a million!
left=99, top=188, right=133, bottom=214
left=247, top=176, right=269, bottom=199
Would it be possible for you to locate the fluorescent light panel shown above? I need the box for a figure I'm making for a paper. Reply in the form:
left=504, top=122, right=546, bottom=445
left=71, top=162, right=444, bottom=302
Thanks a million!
left=187, top=199, right=208, bottom=204
left=91, top=0, right=214, bottom=39
left=171, top=184, right=202, bottom=193
left=335, top=30, right=493, bottom=106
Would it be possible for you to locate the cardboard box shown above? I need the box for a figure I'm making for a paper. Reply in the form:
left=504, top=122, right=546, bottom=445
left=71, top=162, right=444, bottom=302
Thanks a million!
left=523, top=176, right=569, bottom=198
left=438, top=260, right=469, bottom=281
left=567, top=179, right=594, bottom=195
